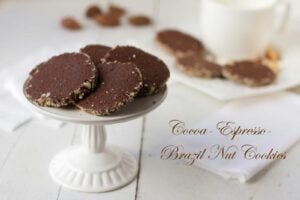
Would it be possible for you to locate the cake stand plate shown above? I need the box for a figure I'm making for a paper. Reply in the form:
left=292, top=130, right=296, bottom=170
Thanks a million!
left=25, top=88, right=167, bottom=192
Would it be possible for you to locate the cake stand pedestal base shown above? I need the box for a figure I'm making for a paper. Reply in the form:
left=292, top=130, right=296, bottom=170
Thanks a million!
left=49, top=125, right=138, bottom=192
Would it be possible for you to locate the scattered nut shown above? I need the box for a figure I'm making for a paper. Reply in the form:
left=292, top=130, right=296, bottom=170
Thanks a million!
left=129, top=15, right=152, bottom=26
left=61, top=17, right=82, bottom=30
left=265, top=47, right=280, bottom=61
left=94, top=13, right=120, bottom=27
left=83, top=81, right=92, bottom=89
left=254, top=47, right=281, bottom=74
left=261, top=59, right=280, bottom=74
left=86, top=5, right=102, bottom=18
left=108, top=4, right=126, bottom=18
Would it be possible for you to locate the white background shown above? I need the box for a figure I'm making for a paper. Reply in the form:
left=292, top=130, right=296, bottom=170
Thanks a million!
left=0, top=0, right=300, bottom=199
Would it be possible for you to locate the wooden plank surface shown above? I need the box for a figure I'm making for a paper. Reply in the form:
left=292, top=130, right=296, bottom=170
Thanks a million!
left=0, top=122, right=74, bottom=200
left=0, top=119, right=143, bottom=200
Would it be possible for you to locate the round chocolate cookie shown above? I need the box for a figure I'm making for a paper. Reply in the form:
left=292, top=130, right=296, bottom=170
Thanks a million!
left=76, top=62, right=143, bottom=116
left=222, top=61, right=276, bottom=86
left=177, top=53, right=222, bottom=78
left=80, top=44, right=111, bottom=66
left=24, top=53, right=98, bottom=107
left=104, top=46, right=170, bottom=96
left=156, top=29, right=204, bottom=56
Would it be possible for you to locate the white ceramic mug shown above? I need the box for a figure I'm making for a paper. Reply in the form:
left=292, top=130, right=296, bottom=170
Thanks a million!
left=200, top=0, right=290, bottom=61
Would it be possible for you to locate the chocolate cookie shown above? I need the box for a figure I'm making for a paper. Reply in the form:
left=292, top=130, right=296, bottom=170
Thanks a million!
left=156, top=29, right=204, bottom=56
left=76, top=62, right=142, bottom=116
left=104, top=46, right=170, bottom=96
left=24, top=53, right=98, bottom=107
left=177, top=53, right=222, bottom=78
left=222, top=61, right=276, bottom=86
left=80, top=44, right=111, bottom=66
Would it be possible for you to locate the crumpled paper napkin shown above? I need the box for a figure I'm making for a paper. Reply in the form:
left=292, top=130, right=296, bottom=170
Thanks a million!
left=168, top=92, right=300, bottom=182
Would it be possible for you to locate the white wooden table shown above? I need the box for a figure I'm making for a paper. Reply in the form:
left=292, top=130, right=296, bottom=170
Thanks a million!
left=0, top=0, right=300, bottom=199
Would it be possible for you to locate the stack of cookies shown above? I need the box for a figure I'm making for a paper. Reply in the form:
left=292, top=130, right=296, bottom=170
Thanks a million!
left=156, top=29, right=279, bottom=87
left=24, top=45, right=170, bottom=116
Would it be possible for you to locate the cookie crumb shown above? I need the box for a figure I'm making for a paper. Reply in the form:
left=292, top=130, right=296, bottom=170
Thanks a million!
left=265, top=47, right=280, bottom=61
left=129, top=15, right=152, bottom=26
left=108, top=4, right=126, bottom=18
left=86, top=5, right=102, bottom=18
left=94, top=13, right=120, bottom=27
left=61, top=17, right=82, bottom=30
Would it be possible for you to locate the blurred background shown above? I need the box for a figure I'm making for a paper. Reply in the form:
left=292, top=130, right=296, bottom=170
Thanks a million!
left=0, top=0, right=299, bottom=68
left=0, top=1, right=300, bottom=199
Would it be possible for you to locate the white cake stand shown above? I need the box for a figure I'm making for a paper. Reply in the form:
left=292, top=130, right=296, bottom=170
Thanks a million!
left=24, top=88, right=167, bottom=192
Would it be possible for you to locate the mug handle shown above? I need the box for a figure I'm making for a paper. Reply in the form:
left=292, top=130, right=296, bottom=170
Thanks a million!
left=275, top=0, right=291, bottom=35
